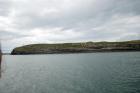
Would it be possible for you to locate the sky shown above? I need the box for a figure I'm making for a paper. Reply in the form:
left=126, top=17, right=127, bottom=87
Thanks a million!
left=0, top=0, right=140, bottom=53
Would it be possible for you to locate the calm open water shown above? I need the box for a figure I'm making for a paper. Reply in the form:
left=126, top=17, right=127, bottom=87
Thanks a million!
left=0, top=52, right=140, bottom=93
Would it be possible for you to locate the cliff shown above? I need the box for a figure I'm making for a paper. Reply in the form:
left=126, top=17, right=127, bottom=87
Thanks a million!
left=11, top=40, right=140, bottom=55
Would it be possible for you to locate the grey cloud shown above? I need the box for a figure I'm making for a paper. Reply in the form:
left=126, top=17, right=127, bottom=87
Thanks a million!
left=0, top=0, right=12, bottom=16
left=112, top=0, right=140, bottom=15
left=0, top=30, right=29, bottom=40
left=13, top=0, right=140, bottom=30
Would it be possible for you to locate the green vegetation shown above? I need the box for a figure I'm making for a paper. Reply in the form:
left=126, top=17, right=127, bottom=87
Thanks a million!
left=11, top=40, right=140, bottom=54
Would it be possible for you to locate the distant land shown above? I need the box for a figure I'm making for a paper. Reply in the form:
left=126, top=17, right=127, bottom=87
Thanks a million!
left=11, top=40, right=140, bottom=55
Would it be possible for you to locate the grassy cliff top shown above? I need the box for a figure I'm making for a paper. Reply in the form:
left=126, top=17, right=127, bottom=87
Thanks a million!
left=11, top=40, right=140, bottom=54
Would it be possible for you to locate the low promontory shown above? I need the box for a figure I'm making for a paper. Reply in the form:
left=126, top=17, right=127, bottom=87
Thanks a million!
left=11, top=40, right=140, bottom=55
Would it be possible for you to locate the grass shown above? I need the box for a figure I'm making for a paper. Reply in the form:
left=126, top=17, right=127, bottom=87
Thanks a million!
left=12, top=40, right=140, bottom=54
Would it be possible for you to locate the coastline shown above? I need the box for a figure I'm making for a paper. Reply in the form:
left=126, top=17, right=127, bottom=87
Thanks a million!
left=11, top=49, right=140, bottom=55
left=11, top=40, right=140, bottom=55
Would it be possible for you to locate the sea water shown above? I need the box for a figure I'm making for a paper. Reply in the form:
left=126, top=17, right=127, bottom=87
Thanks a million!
left=0, top=52, right=140, bottom=93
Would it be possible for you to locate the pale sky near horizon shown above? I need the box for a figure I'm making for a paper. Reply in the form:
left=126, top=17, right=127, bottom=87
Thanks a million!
left=0, top=0, right=140, bottom=53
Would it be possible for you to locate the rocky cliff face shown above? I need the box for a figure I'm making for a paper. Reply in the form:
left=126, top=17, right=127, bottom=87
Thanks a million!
left=11, top=40, right=140, bottom=55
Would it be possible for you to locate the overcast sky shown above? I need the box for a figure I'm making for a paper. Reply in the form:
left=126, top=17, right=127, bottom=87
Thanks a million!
left=0, top=0, right=140, bottom=53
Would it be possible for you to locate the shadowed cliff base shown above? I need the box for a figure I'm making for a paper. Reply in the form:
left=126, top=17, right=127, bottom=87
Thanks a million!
left=11, top=40, right=140, bottom=55
left=0, top=43, right=2, bottom=78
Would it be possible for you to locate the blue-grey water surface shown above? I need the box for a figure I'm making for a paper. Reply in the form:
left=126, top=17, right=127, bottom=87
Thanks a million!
left=0, top=52, right=140, bottom=93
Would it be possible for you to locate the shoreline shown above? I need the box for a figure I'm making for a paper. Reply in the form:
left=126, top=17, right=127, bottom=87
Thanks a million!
left=11, top=40, right=140, bottom=55
left=11, top=49, right=140, bottom=55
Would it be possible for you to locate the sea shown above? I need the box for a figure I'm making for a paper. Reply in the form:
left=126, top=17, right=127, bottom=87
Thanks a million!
left=0, top=52, right=140, bottom=93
